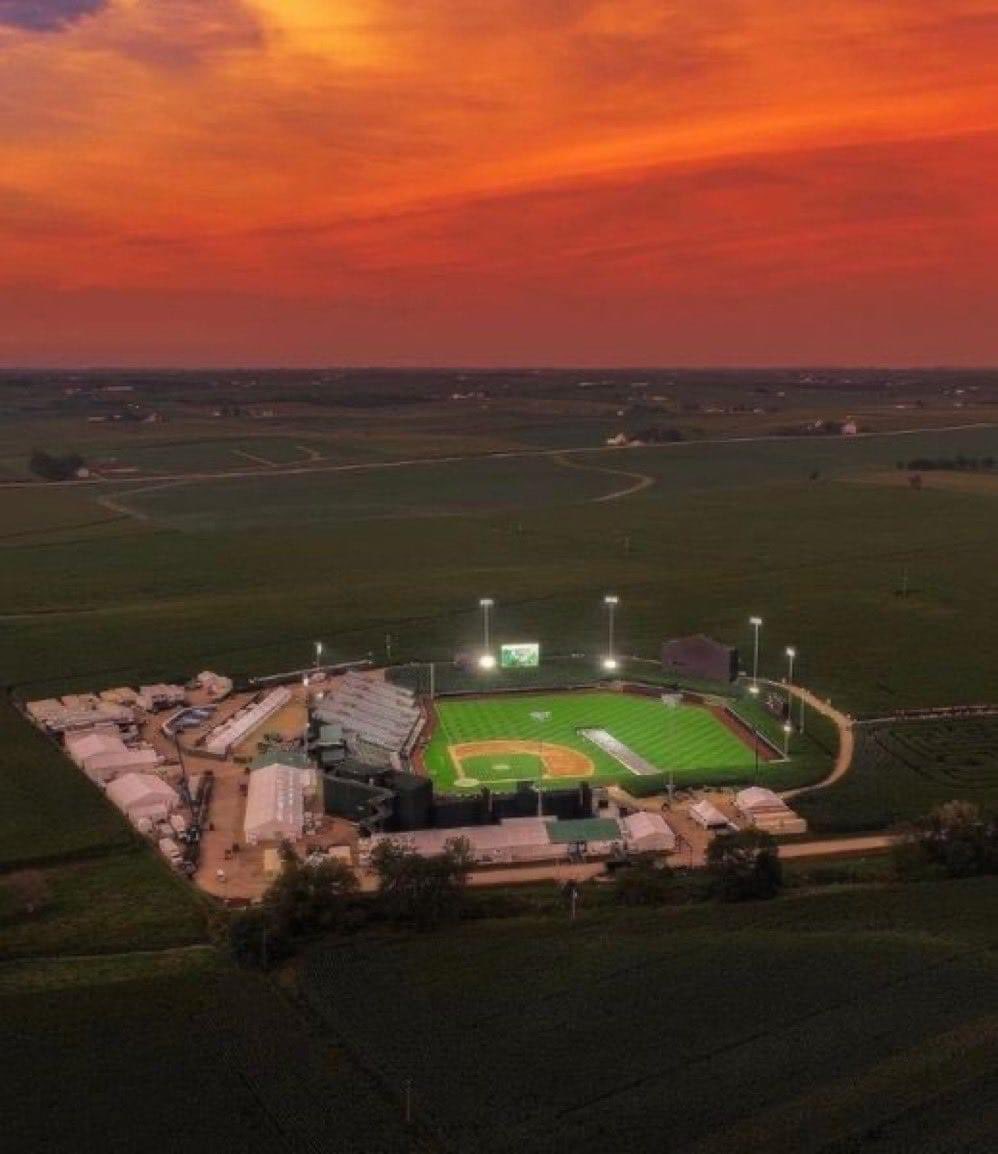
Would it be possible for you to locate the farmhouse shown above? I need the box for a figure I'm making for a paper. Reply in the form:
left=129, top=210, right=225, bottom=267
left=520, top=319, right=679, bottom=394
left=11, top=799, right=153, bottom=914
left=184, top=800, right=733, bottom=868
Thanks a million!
left=661, top=635, right=738, bottom=683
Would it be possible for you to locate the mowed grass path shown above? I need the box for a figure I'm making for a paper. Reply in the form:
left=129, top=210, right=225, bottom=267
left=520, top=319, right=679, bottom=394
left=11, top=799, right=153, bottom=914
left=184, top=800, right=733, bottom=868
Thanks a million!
left=424, top=691, right=755, bottom=789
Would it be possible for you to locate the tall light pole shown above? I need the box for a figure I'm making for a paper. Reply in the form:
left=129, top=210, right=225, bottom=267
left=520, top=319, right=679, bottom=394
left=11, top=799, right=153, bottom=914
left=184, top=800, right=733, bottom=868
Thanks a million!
left=302, top=674, right=311, bottom=756
left=749, top=616, right=763, bottom=691
left=478, top=598, right=496, bottom=670
left=785, top=646, right=796, bottom=724
left=783, top=721, right=792, bottom=756
left=314, top=640, right=323, bottom=672
left=602, top=595, right=619, bottom=672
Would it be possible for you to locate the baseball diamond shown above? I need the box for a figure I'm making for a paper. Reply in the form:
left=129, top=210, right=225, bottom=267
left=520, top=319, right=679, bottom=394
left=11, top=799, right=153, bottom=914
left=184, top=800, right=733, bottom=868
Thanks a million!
left=421, top=689, right=760, bottom=791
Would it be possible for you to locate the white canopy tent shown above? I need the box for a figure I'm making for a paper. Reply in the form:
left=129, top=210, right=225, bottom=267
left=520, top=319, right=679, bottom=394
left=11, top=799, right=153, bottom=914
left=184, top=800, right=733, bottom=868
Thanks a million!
left=244, top=762, right=305, bottom=845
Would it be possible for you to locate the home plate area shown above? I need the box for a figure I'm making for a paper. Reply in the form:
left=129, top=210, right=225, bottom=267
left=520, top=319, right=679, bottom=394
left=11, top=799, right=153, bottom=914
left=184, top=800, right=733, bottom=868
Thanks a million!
left=449, top=740, right=594, bottom=787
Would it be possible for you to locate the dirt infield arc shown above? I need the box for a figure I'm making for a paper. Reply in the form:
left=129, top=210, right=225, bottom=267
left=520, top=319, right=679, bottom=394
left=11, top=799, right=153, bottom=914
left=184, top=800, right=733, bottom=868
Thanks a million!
left=449, top=740, right=595, bottom=783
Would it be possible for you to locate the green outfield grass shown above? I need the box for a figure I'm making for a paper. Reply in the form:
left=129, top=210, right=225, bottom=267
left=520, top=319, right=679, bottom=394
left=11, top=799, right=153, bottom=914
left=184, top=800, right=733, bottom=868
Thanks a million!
left=423, top=690, right=759, bottom=790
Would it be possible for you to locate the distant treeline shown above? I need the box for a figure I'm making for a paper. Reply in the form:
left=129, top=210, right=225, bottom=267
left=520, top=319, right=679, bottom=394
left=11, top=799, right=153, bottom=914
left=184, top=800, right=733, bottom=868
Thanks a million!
left=29, top=449, right=84, bottom=481
left=897, top=455, right=996, bottom=472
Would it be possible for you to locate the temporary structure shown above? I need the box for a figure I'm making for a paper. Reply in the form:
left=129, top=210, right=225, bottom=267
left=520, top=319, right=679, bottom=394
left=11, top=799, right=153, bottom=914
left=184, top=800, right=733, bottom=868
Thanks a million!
left=621, top=811, right=677, bottom=853
left=106, top=773, right=179, bottom=822
left=244, top=762, right=305, bottom=845
left=688, top=799, right=734, bottom=831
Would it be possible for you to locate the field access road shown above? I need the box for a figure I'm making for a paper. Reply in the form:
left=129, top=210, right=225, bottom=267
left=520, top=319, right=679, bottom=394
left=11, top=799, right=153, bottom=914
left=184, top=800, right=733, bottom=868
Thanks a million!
left=775, top=680, right=855, bottom=799
left=3, top=422, right=994, bottom=490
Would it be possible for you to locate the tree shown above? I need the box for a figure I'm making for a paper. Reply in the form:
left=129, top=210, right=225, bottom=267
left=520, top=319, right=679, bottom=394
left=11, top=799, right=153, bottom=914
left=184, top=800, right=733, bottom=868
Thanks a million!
left=707, top=828, right=782, bottom=901
left=613, top=857, right=675, bottom=906
left=900, top=801, right=998, bottom=879
left=263, top=841, right=359, bottom=939
left=370, top=836, right=473, bottom=929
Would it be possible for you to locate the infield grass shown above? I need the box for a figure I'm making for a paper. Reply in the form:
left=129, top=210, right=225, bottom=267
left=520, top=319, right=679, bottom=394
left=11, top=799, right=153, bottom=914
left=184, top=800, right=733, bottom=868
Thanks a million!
left=423, top=691, right=757, bottom=790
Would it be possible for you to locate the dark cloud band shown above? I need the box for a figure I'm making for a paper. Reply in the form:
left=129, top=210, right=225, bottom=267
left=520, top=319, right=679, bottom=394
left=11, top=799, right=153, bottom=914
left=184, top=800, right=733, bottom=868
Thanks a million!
left=0, top=0, right=107, bottom=32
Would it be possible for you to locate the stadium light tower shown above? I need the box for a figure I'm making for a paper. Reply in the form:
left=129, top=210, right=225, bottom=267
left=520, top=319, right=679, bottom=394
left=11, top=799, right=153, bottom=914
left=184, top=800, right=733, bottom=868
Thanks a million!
left=602, top=594, right=620, bottom=671
left=749, top=616, right=763, bottom=690
left=785, top=646, right=796, bottom=723
left=783, top=721, right=792, bottom=756
left=478, top=598, right=496, bottom=670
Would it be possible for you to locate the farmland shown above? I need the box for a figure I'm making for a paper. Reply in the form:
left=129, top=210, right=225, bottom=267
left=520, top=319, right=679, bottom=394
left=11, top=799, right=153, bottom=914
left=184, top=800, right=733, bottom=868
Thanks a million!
left=0, top=420, right=995, bottom=715
left=0, top=368, right=995, bottom=1152
left=299, top=876, right=998, bottom=1154
left=796, top=715, right=998, bottom=832
left=0, top=950, right=414, bottom=1153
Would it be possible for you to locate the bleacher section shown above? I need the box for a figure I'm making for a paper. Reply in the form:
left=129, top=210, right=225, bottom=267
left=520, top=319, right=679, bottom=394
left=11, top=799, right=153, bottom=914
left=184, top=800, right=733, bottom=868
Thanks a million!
left=313, top=672, right=423, bottom=762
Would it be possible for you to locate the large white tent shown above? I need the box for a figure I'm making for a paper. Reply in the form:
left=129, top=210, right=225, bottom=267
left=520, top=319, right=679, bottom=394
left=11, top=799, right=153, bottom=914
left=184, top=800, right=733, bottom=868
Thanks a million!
left=105, top=774, right=179, bottom=822
left=65, top=729, right=160, bottom=782
left=244, top=762, right=305, bottom=845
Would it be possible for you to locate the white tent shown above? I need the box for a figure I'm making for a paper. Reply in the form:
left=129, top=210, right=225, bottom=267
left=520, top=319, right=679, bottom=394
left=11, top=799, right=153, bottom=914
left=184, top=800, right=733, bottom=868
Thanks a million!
left=244, top=762, right=305, bottom=845
left=106, top=773, right=179, bottom=822
left=621, top=811, right=677, bottom=853
left=735, top=787, right=807, bottom=834
left=735, top=787, right=785, bottom=814
left=688, top=799, right=734, bottom=831
left=65, top=730, right=124, bottom=765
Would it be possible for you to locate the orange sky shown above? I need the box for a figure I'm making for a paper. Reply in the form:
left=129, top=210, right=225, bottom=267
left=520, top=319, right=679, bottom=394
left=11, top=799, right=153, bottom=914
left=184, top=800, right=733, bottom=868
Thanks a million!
left=1, top=0, right=997, bottom=365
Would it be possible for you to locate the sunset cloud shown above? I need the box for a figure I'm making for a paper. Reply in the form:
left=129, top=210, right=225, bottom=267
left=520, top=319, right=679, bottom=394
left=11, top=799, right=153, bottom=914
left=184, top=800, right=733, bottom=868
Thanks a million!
left=1, top=0, right=997, bottom=363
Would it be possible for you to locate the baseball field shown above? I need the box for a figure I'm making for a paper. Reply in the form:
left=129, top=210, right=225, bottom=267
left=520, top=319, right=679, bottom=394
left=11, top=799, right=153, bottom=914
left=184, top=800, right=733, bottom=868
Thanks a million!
left=421, top=690, right=760, bottom=790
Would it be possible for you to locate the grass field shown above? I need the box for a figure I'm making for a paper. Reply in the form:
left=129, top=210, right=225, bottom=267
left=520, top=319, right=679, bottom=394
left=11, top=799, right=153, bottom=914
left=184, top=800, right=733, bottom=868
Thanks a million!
left=299, top=876, right=998, bottom=1154
left=423, top=691, right=758, bottom=790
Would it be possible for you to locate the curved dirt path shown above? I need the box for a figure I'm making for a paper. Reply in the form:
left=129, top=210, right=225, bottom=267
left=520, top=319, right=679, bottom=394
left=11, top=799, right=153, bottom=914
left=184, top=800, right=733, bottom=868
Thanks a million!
left=775, top=681, right=854, bottom=799
left=552, top=452, right=655, bottom=503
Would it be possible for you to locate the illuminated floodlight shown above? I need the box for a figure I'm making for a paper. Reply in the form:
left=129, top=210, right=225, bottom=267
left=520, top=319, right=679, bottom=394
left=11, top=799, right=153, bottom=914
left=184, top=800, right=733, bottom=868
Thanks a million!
left=479, top=597, right=494, bottom=608
left=749, top=616, right=763, bottom=688
left=602, top=657, right=619, bottom=671
left=785, top=646, right=796, bottom=658
left=604, top=594, right=620, bottom=606
left=478, top=653, right=497, bottom=671
left=783, top=722, right=792, bottom=733
left=748, top=684, right=760, bottom=696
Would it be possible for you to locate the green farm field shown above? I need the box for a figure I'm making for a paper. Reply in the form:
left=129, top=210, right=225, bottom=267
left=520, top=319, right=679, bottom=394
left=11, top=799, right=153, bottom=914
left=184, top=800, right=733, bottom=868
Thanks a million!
left=299, top=876, right=998, bottom=1154
left=0, top=424, right=994, bottom=716
left=423, top=691, right=758, bottom=790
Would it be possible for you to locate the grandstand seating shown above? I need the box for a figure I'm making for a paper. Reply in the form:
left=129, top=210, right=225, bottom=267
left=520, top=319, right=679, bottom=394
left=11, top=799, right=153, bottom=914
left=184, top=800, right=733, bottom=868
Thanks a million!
left=314, top=672, right=423, bottom=760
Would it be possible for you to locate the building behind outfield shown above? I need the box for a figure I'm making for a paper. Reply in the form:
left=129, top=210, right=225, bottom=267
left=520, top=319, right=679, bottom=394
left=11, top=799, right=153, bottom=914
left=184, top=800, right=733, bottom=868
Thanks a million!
left=661, top=634, right=738, bottom=683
